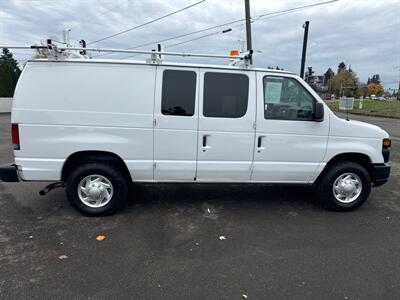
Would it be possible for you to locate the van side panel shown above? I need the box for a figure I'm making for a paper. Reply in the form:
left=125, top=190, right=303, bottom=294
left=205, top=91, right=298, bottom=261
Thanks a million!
left=12, top=61, right=155, bottom=181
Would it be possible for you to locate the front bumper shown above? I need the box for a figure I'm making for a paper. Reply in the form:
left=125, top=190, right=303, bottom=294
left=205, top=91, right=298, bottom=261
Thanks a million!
left=0, top=164, right=20, bottom=182
left=372, top=163, right=390, bottom=187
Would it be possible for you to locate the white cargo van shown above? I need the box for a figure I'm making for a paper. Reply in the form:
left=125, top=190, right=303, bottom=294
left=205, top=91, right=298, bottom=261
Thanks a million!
left=0, top=57, right=391, bottom=215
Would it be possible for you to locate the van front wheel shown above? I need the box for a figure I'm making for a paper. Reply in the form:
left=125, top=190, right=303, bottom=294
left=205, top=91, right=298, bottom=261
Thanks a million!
left=316, top=161, right=371, bottom=211
left=66, top=163, right=129, bottom=216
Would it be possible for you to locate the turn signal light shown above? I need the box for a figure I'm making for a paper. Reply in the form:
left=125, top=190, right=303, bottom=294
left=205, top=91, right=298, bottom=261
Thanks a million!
left=383, top=139, right=391, bottom=149
left=230, top=50, right=239, bottom=56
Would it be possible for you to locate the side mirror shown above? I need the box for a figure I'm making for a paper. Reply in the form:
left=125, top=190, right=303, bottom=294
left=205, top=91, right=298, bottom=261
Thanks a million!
left=314, top=102, right=324, bottom=122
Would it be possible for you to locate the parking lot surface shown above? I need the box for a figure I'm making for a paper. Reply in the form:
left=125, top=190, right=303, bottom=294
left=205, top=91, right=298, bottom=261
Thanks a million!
left=0, top=113, right=399, bottom=299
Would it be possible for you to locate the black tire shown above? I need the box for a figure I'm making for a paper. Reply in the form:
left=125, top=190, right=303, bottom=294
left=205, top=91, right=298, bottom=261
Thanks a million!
left=315, top=161, right=371, bottom=211
left=66, top=162, right=129, bottom=216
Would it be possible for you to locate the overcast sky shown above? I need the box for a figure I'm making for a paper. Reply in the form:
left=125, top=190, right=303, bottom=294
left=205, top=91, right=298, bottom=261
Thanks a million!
left=1, top=0, right=399, bottom=89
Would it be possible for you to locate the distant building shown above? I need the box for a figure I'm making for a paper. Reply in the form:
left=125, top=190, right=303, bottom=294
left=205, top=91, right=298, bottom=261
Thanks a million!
left=305, top=70, right=330, bottom=99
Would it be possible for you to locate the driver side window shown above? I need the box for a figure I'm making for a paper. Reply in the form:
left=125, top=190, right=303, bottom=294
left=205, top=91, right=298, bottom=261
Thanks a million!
left=263, top=76, right=315, bottom=121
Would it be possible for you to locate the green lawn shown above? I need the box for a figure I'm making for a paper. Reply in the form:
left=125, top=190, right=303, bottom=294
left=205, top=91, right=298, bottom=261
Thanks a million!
left=326, top=100, right=400, bottom=118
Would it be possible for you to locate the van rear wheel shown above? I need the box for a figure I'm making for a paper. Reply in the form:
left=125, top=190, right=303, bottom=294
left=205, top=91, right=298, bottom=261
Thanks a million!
left=66, top=163, right=129, bottom=216
left=316, top=161, right=371, bottom=211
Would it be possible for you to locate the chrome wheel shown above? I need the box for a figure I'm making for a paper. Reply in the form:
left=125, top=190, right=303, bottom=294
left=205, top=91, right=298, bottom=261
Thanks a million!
left=77, top=175, right=113, bottom=208
left=332, top=173, right=362, bottom=203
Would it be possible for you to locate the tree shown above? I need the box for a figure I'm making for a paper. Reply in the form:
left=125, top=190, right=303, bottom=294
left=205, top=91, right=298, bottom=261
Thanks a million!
left=357, top=83, right=368, bottom=98
left=330, top=63, right=359, bottom=97
left=0, top=48, right=21, bottom=97
left=338, top=62, right=346, bottom=72
left=348, top=65, right=353, bottom=73
left=323, top=67, right=334, bottom=86
left=367, top=83, right=384, bottom=96
left=370, top=74, right=381, bottom=84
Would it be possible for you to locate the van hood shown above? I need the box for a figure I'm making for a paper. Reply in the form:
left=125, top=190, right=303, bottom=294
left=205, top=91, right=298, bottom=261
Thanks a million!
left=330, top=113, right=389, bottom=139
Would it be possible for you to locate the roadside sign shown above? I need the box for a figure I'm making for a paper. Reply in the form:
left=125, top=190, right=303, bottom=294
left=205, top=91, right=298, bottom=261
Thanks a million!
left=339, top=97, right=354, bottom=110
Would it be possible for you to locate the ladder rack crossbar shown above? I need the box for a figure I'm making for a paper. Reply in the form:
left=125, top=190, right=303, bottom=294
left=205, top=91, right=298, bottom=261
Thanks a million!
left=0, top=45, right=248, bottom=60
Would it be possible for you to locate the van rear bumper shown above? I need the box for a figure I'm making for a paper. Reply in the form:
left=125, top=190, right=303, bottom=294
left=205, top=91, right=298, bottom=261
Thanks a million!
left=0, top=164, right=20, bottom=182
left=372, top=163, right=390, bottom=187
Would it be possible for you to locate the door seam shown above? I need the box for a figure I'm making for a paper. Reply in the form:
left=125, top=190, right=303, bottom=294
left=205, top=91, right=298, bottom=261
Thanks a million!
left=194, top=68, right=201, bottom=180
left=250, top=70, right=258, bottom=180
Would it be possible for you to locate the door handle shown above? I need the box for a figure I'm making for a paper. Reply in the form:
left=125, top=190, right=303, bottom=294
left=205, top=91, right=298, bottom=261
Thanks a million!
left=257, top=136, right=263, bottom=148
left=257, top=136, right=265, bottom=152
left=202, top=135, right=210, bottom=152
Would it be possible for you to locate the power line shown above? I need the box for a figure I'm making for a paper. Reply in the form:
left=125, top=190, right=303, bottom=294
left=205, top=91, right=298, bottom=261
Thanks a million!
left=94, top=15, right=246, bottom=58
left=94, top=22, right=237, bottom=58
left=166, top=28, right=233, bottom=48
left=118, top=30, right=232, bottom=60
left=166, top=31, right=224, bottom=49
left=256, top=0, right=338, bottom=19
left=127, top=17, right=244, bottom=49
left=88, top=0, right=206, bottom=45
left=69, top=0, right=131, bottom=31
left=119, top=25, right=241, bottom=59
left=132, top=0, right=338, bottom=48
left=97, top=0, right=338, bottom=58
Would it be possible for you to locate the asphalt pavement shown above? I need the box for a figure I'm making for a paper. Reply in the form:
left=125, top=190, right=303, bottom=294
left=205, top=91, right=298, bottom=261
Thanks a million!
left=0, top=112, right=399, bottom=299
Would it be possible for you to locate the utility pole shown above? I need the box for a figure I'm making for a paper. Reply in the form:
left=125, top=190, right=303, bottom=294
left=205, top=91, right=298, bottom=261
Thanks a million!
left=244, top=0, right=253, bottom=64
left=300, top=21, right=309, bottom=79
left=398, top=80, right=400, bottom=100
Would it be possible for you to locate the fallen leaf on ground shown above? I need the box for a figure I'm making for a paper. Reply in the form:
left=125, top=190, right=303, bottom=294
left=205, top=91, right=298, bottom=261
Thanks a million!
left=96, top=235, right=106, bottom=241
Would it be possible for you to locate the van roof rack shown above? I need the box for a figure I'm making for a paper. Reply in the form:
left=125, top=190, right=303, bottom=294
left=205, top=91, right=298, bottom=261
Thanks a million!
left=1, top=40, right=253, bottom=67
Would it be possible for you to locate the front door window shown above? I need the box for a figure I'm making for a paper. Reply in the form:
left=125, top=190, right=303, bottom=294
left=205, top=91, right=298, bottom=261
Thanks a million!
left=263, top=76, right=315, bottom=121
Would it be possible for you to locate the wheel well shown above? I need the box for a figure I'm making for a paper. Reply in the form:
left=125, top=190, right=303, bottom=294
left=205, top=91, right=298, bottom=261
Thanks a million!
left=320, top=152, right=374, bottom=180
left=61, top=151, right=132, bottom=182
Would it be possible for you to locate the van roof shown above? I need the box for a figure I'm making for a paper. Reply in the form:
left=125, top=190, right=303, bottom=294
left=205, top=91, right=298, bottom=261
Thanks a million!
left=27, top=58, right=295, bottom=75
